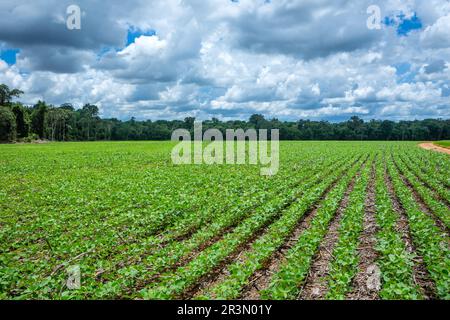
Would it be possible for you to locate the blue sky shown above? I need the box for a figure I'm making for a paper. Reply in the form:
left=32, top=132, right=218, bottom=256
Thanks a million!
left=384, top=12, right=423, bottom=35
left=0, top=0, right=449, bottom=121
left=127, top=29, right=156, bottom=46
left=0, top=49, right=19, bottom=65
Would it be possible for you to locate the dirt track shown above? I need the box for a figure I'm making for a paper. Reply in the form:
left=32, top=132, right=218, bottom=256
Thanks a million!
left=419, top=143, right=450, bottom=155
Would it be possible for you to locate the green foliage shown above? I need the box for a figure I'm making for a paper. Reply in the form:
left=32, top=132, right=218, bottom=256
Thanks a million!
left=395, top=156, right=450, bottom=229
left=0, top=84, right=23, bottom=106
left=11, top=103, right=30, bottom=139
left=325, top=156, right=373, bottom=299
left=31, top=101, right=48, bottom=139
left=0, top=141, right=448, bottom=300
left=2, top=84, right=450, bottom=142
left=260, top=156, right=367, bottom=299
left=372, top=156, right=420, bottom=299
left=434, top=141, right=450, bottom=148
left=0, top=106, right=16, bottom=142
left=386, top=154, right=450, bottom=299
left=195, top=154, right=358, bottom=300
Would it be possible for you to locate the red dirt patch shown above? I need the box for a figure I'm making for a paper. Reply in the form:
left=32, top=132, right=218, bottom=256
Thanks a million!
left=419, top=143, right=450, bottom=155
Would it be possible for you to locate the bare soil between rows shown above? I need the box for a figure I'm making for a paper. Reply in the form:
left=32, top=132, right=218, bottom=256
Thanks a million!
left=384, top=161, right=437, bottom=299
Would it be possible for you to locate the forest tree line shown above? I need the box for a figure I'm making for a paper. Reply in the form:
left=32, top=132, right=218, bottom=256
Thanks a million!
left=1, top=84, right=450, bottom=142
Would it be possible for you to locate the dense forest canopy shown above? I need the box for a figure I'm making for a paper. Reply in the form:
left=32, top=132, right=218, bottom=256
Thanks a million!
left=0, top=84, right=449, bottom=142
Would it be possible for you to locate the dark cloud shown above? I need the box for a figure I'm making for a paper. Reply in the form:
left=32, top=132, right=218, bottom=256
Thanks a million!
left=0, top=0, right=127, bottom=73
left=18, top=46, right=94, bottom=73
left=424, top=60, right=446, bottom=74
left=0, top=0, right=449, bottom=121
left=127, top=84, right=162, bottom=102
left=0, top=1, right=126, bottom=49
left=226, top=0, right=381, bottom=59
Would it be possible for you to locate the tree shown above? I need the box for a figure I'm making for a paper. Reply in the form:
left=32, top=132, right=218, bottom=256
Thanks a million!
left=31, top=101, right=48, bottom=139
left=60, top=103, right=75, bottom=112
left=341, top=116, right=366, bottom=140
left=77, top=104, right=99, bottom=140
left=2, top=84, right=450, bottom=142
left=46, top=107, right=72, bottom=141
left=12, top=103, right=30, bottom=138
left=0, top=106, right=17, bottom=142
left=0, top=84, right=24, bottom=106
left=184, top=117, right=196, bottom=131
left=249, top=114, right=266, bottom=129
left=380, top=120, right=394, bottom=140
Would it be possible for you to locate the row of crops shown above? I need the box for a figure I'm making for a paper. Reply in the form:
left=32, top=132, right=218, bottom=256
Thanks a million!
left=0, top=141, right=448, bottom=300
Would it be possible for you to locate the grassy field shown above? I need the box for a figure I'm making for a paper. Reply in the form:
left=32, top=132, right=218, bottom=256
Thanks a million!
left=0, top=141, right=449, bottom=300
left=435, top=141, right=450, bottom=148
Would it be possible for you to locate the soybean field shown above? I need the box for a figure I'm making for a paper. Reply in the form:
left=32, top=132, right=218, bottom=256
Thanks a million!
left=0, top=141, right=449, bottom=300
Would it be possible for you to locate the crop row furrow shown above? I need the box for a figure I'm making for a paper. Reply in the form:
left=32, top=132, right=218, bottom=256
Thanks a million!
left=386, top=155, right=449, bottom=299
left=394, top=156, right=450, bottom=231
left=324, top=155, right=374, bottom=299
left=373, top=154, right=422, bottom=299
left=259, top=156, right=368, bottom=299
left=407, top=150, right=449, bottom=188
left=194, top=156, right=364, bottom=300
left=141, top=156, right=365, bottom=299
left=92, top=155, right=355, bottom=298
left=400, top=152, right=450, bottom=206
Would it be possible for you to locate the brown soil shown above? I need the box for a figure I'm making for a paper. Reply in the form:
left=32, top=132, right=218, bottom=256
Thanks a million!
left=239, top=159, right=364, bottom=300
left=384, top=163, right=437, bottom=299
left=298, top=160, right=367, bottom=300
left=392, top=157, right=449, bottom=235
left=419, top=143, right=450, bottom=155
left=239, top=203, right=320, bottom=300
left=239, top=192, right=340, bottom=300
left=297, top=187, right=350, bottom=300
left=398, top=154, right=450, bottom=207
left=191, top=157, right=364, bottom=300
left=347, top=163, right=380, bottom=300
left=124, top=175, right=320, bottom=292
left=182, top=214, right=277, bottom=300
left=184, top=165, right=350, bottom=299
